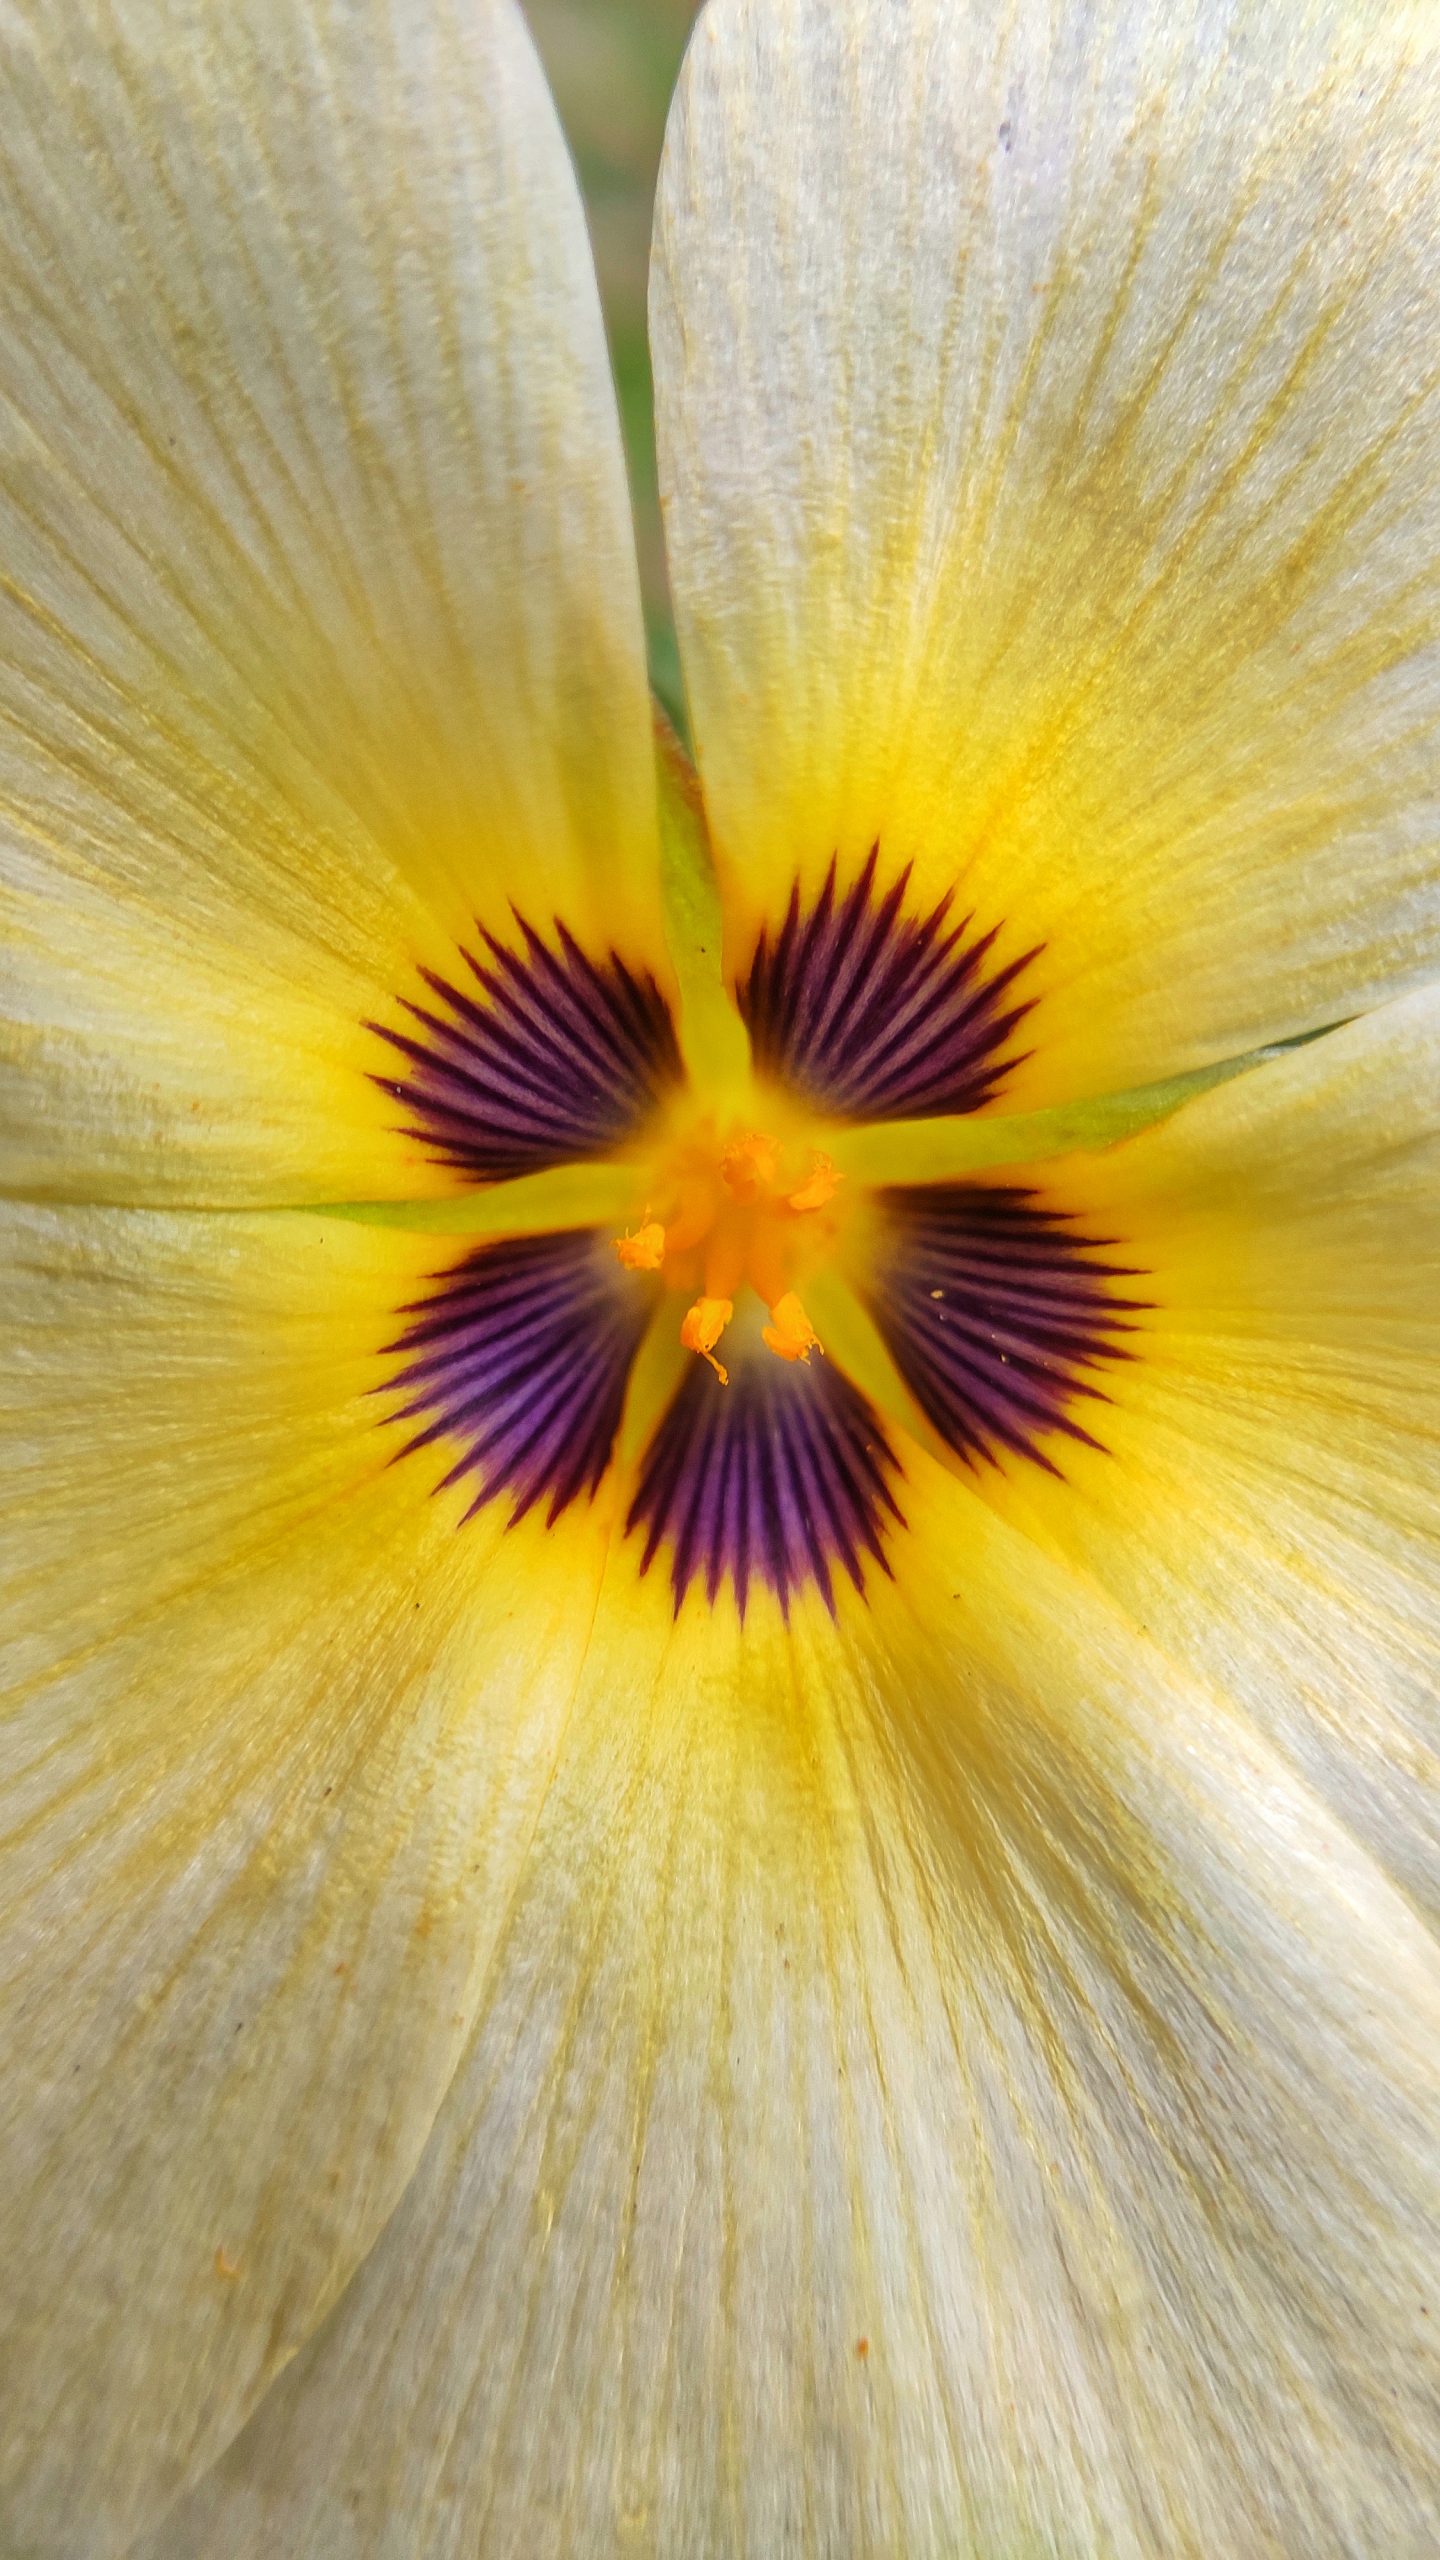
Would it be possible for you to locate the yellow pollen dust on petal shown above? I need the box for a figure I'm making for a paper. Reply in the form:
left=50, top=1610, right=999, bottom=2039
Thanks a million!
left=680, top=1294, right=734, bottom=1385
left=761, top=1291, right=822, bottom=1364
left=614, top=1219, right=667, bottom=1271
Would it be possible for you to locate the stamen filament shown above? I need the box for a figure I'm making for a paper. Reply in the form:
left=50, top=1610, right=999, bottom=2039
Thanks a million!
left=681, top=1294, right=734, bottom=1385
left=762, top=1291, right=822, bottom=1365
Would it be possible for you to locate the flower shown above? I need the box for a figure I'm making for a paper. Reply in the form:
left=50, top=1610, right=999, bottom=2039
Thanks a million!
left=2, top=0, right=1438, bottom=2552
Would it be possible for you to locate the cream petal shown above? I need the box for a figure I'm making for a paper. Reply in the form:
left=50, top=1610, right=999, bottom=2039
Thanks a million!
left=0, top=0, right=661, bottom=1204
left=139, top=1511, right=1440, bottom=2558
left=0, top=1203, right=613, bottom=2555
left=653, top=0, right=1440, bottom=1108
left=978, top=980, right=1440, bottom=1933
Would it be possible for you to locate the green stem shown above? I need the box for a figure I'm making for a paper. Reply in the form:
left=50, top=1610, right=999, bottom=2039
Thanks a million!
left=653, top=707, right=752, bottom=1101
left=827, top=1038, right=1330, bottom=1188
left=303, top=1159, right=640, bottom=1235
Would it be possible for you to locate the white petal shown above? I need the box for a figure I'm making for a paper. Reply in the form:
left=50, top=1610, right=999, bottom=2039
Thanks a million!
left=980, top=980, right=1440, bottom=1931
left=653, top=0, right=1440, bottom=1105
left=0, top=1203, right=611, bottom=2554
left=0, top=0, right=660, bottom=1203
left=139, top=1516, right=1440, bottom=2557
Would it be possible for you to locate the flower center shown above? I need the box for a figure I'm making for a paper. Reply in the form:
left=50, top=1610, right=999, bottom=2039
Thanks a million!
left=612, top=1117, right=843, bottom=1386
left=373, top=868, right=1144, bottom=1617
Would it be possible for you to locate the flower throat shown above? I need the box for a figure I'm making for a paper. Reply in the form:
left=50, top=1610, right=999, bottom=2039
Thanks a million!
left=373, top=853, right=1143, bottom=1613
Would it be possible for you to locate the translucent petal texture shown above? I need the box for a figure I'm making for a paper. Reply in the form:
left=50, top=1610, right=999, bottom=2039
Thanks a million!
left=652, top=0, right=1440, bottom=1106
left=0, top=1205, right=613, bottom=2557
left=978, top=982, right=1440, bottom=1935
left=0, top=0, right=661, bottom=1204
left=139, top=1514, right=1440, bottom=2558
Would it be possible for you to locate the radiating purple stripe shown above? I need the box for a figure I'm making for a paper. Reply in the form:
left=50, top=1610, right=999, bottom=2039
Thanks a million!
left=866, top=1184, right=1146, bottom=1473
left=384, top=1229, right=651, bottom=1525
left=627, top=1350, right=903, bottom=1617
left=738, top=849, right=1037, bottom=1123
left=371, top=914, right=683, bottom=1179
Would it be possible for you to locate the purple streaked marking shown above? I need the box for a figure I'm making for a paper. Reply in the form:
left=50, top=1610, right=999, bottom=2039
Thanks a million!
left=370, top=914, right=683, bottom=1180
left=383, top=1229, right=651, bottom=1525
left=626, top=1347, right=904, bottom=1618
left=738, top=849, right=1038, bottom=1122
left=866, top=1184, right=1146, bottom=1473
left=372, top=897, right=1140, bottom=1605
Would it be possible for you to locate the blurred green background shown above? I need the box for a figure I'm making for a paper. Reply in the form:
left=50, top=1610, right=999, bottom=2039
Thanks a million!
left=525, top=0, right=702, bottom=729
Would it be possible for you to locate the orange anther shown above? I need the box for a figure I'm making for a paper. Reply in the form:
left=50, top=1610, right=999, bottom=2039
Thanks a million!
left=614, top=1219, right=666, bottom=1272
left=680, top=1294, right=734, bottom=1385
left=787, top=1151, right=840, bottom=1213
left=762, top=1291, right=822, bottom=1364
left=719, top=1128, right=780, bottom=1203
